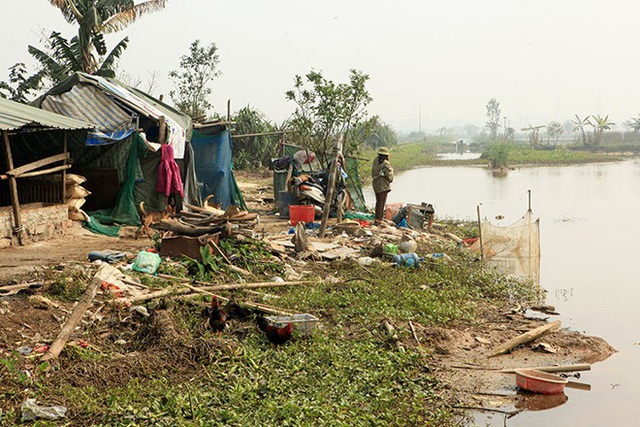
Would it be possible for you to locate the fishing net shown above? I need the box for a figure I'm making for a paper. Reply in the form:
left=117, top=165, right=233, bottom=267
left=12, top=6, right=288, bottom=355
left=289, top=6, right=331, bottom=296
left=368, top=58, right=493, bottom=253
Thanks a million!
left=470, top=210, right=540, bottom=283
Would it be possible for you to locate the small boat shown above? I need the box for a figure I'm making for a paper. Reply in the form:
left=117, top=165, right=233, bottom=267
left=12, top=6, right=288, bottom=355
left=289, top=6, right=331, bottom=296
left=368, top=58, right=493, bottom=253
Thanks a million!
left=515, top=369, right=568, bottom=394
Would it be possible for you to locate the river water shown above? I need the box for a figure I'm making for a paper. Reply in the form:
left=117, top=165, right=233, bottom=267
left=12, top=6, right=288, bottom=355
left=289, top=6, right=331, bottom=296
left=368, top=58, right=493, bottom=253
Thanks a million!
left=363, top=158, right=640, bottom=426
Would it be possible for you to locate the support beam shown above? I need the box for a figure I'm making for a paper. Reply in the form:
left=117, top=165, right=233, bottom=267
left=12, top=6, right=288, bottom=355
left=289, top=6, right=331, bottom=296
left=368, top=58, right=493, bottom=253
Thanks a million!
left=319, top=137, right=343, bottom=238
left=62, top=131, right=68, bottom=202
left=2, top=130, right=25, bottom=245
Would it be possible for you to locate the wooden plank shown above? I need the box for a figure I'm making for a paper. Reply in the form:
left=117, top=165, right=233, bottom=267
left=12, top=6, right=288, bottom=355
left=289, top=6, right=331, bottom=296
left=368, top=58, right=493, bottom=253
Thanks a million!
left=487, top=320, right=561, bottom=358
left=41, top=271, right=102, bottom=362
left=6, top=152, right=69, bottom=177
left=18, top=164, right=71, bottom=179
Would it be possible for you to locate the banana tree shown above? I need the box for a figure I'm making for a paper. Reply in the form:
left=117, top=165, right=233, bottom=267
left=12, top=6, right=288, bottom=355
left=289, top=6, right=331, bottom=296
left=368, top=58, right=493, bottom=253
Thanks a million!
left=46, top=0, right=167, bottom=74
left=572, top=114, right=591, bottom=145
left=591, top=114, right=614, bottom=146
left=28, top=31, right=128, bottom=85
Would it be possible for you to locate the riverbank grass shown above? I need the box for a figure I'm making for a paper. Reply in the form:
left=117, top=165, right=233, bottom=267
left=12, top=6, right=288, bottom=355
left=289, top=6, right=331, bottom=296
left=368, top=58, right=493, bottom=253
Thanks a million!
left=0, top=226, right=538, bottom=426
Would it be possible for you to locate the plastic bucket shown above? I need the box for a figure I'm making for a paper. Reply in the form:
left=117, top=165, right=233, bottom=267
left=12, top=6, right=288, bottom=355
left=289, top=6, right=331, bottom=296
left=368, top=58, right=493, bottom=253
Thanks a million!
left=278, top=191, right=296, bottom=218
left=289, top=205, right=315, bottom=225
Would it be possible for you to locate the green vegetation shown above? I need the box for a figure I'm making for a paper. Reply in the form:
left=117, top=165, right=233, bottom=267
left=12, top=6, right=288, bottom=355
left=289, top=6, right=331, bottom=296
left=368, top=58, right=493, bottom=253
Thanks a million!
left=0, top=226, right=538, bottom=426
left=170, top=40, right=221, bottom=120
left=285, top=69, right=372, bottom=163
left=481, top=142, right=622, bottom=168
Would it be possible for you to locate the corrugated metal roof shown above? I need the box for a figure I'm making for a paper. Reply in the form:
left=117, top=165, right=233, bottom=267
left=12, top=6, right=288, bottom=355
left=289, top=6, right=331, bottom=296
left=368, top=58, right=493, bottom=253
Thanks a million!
left=0, top=96, right=92, bottom=132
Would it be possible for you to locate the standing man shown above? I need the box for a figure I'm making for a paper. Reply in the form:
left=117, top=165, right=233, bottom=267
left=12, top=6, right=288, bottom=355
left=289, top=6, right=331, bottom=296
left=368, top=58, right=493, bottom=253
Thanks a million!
left=371, top=146, right=394, bottom=223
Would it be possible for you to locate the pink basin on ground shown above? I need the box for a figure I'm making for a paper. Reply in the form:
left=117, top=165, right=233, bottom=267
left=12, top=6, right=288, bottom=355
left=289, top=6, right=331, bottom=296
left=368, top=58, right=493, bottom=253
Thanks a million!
left=515, top=369, right=568, bottom=394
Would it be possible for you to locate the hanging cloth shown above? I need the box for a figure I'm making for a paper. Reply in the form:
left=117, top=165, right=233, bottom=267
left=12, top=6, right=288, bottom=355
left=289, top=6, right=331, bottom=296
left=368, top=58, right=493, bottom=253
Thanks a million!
left=156, top=143, right=184, bottom=198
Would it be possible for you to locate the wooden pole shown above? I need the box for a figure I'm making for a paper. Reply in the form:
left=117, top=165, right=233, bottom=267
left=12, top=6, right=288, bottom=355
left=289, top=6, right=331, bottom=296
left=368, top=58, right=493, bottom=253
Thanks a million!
left=487, top=320, right=561, bottom=358
left=2, top=130, right=25, bottom=245
left=319, top=137, right=343, bottom=238
left=41, top=271, right=102, bottom=361
left=476, top=204, right=484, bottom=261
left=158, top=116, right=167, bottom=144
left=500, top=363, right=591, bottom=374
left=62, top=131, right=68, bottom=202
left=227, top=99, right=231, bottom=123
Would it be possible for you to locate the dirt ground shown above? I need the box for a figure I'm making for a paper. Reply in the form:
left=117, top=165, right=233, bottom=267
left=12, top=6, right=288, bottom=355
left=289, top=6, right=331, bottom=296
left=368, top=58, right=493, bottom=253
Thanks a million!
left=0, top=170, right=617, bottom=420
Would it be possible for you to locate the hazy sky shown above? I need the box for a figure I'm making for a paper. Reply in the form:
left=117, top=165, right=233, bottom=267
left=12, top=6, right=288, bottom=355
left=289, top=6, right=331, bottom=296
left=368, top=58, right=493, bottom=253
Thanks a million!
left=2, top=0, right=640, bottom=133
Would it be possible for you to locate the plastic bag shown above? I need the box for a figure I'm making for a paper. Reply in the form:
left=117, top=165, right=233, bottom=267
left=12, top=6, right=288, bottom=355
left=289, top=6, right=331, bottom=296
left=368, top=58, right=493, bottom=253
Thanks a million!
left=131, top=251, right=162, bottom=274
left=21, top=398, right=67, bottom=421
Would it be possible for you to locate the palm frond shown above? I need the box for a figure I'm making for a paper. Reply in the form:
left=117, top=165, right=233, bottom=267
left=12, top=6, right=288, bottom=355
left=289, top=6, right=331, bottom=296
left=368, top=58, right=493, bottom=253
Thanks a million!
left=28, top=45, right=70, bottom=83
left=97, top=36, right=129, bottom=75
left=48, top=0, right=83, bottom=24
left=100, top=0, right=167, bottom=33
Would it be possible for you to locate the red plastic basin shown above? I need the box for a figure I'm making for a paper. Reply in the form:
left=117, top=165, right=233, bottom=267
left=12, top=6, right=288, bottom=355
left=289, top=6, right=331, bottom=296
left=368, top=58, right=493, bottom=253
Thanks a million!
left=515, top=369, right=568, bottom=394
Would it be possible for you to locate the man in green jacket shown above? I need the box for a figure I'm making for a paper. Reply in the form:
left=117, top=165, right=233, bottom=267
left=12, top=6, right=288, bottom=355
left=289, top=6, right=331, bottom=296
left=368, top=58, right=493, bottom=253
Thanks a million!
left=371, top=146, right=394, bottom=223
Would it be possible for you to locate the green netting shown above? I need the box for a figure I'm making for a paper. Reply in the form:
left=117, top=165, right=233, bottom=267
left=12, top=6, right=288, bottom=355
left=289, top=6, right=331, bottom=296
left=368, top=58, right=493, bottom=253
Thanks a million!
left=89, top=133, right=147, bottom=227
left=82, top=216, right=121, bottom=237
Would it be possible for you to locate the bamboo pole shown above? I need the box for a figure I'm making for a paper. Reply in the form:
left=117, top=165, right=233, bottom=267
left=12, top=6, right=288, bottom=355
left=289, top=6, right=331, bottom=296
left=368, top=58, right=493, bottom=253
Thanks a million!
left=41, top=272, right=102, bottom=362
left=62, top=131, right=68, bottom=202
left=319, top=137, right=343, bottom=238
left=155, top=273, right=314, bottom=292
left=2, top=130, right=25, bottom=245
left=487, top=320, right=561, bottom=358
left=500, top=363, right=591, bottom=374
left=476, top=204, right=484, bottom=261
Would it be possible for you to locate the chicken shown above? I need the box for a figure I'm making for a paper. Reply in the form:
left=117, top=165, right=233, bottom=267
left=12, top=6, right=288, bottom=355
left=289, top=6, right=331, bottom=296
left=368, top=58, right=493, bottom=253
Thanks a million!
left=257, top=316, right=293, bottom=345
left=208, top=295, right=227, bottom=336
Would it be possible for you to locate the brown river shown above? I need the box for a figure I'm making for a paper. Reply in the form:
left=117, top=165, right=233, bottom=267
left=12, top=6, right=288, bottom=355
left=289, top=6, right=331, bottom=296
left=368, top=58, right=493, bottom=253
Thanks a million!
left=364, top=157, right=640, bottom=426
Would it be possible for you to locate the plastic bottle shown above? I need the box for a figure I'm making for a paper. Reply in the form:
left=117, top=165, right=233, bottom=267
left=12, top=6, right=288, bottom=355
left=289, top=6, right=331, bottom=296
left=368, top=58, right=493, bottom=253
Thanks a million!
left=392, top=252, right=423, bottom=268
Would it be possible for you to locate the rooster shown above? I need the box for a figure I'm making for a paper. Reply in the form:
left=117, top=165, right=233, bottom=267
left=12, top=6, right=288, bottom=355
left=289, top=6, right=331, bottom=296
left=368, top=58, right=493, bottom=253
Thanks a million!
left=257, top=316, right=293, bottom=345
left=208, top=295, right=228, bottom=336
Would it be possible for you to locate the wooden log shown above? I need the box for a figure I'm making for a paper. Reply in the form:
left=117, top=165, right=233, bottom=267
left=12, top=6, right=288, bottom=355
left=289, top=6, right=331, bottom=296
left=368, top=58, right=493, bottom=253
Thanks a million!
left=155, top=218, right=231, bottom=237
left=487, top=320, right=561, bottom=358
left=499, top=363, right=591, bottom=374
left=41, top=271, right=102, bottom=361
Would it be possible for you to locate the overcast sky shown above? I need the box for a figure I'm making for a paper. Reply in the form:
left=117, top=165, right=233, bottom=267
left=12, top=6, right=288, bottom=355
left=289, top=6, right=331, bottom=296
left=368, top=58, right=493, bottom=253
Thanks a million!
left=2, top=0, right=640, bottom=133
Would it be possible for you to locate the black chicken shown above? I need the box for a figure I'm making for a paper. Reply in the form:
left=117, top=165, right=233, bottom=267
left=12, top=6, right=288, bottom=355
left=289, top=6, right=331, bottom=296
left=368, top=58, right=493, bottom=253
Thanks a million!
left=208, top=295, right=227, bottom=336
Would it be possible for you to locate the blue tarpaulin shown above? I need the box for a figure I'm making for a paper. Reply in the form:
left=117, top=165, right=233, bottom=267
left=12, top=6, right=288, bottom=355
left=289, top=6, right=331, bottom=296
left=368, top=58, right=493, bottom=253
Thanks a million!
left=191, top=128, right=246, bottom=210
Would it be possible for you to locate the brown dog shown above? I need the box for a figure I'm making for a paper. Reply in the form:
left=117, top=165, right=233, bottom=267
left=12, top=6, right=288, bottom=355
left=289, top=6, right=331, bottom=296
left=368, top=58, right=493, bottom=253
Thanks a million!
left=137, top=201, right=174, bottom=238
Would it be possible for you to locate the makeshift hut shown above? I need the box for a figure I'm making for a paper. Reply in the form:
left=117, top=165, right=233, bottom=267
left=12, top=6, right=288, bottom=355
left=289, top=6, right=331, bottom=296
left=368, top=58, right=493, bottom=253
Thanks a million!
left=272, top=143, right=370, bottom=215
left=0, top=96, right=92, bottom=246
left=31, top=72, right=203, bottom=231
